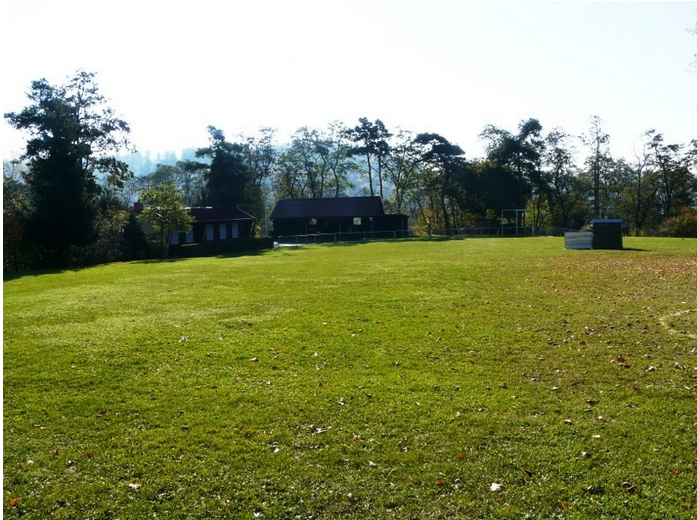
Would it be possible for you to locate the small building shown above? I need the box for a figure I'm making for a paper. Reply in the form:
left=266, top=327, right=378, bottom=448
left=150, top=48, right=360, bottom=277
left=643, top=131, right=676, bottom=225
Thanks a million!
left=170, top=206, right=255, bottom=246
left=270, top=196, right=408, bottom=239
left=592, top=219, right=623, bottom=250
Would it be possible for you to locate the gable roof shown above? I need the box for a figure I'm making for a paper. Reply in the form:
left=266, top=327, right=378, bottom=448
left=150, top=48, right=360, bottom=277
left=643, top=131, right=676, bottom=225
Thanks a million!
left=188, top=206, right=255, bottom=222
left=271, top=197, right=385, bottom=219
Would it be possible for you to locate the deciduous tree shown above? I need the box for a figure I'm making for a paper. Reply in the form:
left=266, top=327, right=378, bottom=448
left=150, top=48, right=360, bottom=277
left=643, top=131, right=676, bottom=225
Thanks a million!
left=137, top=183, right=193, bottom=257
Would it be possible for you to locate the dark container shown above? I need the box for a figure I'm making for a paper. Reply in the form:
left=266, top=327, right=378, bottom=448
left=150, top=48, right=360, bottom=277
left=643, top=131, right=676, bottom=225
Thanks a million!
left=592, top=219, right=623, bottom=249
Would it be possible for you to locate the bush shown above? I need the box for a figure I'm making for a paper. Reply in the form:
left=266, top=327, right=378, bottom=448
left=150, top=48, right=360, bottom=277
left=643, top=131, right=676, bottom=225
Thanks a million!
left=661, top=207, right=697, bottom=238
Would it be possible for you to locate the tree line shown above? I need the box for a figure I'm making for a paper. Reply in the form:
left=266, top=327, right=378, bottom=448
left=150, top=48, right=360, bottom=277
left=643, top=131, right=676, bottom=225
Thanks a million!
left=4, top=71, right=697, bottom=270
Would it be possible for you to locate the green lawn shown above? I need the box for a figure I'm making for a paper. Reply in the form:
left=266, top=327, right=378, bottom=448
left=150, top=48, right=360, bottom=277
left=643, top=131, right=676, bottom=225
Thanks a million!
left=4, top=237, right=697, bottom=519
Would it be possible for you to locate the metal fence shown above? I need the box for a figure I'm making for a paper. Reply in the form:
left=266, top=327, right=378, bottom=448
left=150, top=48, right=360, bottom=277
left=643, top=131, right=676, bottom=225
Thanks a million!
left=276, top=230, right=409, bottom=246
left=275, top=227, right=577, bottom=246
left=447, top=226, right=577, bottom=237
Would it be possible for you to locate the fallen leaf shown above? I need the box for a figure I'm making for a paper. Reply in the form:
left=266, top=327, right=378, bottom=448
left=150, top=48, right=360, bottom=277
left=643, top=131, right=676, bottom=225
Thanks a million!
left=490, top=482, right=503, bottom=492
left=436, top=479, right=445, bottom=486
left=456, top=452, right=466, bottom=459
left=10, top=498, right=20, bottom=507
left=411, top=478, right=419, bottom=484
left=128, top=483, right=140, bottom=490
left=621, top=481, right=637, bottom=493
left=86, top=451, right=94, bottom=459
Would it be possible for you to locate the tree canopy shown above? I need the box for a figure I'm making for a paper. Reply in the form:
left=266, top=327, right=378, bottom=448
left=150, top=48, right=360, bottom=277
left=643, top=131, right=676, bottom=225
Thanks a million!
left=5, top=70, right=697, bottom=272
left=4, top=71, right=132, bottom=267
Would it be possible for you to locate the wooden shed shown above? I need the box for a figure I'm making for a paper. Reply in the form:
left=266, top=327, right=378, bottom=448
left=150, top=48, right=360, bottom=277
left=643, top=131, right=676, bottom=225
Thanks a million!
left=270, top=197, right=408, bottom=238
left=171, top=206, right=255, bottom=246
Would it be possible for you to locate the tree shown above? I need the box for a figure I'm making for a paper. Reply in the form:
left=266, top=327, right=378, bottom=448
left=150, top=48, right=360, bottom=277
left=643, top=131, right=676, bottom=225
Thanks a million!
left=480, top=118, right=547, bottom=224
left=542, top=128, right=588, bottom=229
left=196, top=126, right=253, bottom=208
left=412, top=133, right=466, bottom=234
left=4, top=71, right=132, bottom=267
left=345, top=117, right=391, bottom=197
left=322, top=121, right=355, bottom=198
left=137, top=183, right=193, bottom=257
left=383, top=129, right=420, bottom=214
left=176, top=160, right=207, bottom=206
left=646, top=131, right=697, bottom=218
left=3, top=163, right=34, bottom=270
left=462, top=159, right=524, bottom=219
left=238, top=128, right=277, bottom=234
left=121, top=210, right=148, bottom=260
left=581, top=115, right=611, bottom=218
left=286, top=127, right=328, bottom=199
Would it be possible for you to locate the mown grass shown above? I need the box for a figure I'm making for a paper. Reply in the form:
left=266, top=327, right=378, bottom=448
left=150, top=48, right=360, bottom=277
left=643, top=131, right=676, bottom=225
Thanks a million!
left=4, top=237, right=697, bottom=519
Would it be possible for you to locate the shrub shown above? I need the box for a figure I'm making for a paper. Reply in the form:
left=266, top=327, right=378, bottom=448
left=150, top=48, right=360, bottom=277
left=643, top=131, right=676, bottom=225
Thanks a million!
left=661, top=207, right=697, bottom=237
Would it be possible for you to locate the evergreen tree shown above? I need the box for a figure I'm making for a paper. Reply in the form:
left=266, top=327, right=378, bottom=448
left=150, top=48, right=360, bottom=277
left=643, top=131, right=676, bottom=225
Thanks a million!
left=196, top=126, right=253, bottom=208
left=4, top=71, right=131, bottom=267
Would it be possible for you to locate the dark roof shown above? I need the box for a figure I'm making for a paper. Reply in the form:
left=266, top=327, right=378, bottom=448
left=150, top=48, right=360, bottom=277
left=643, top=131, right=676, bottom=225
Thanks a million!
left=271, top=197, right=385, bottom=219
left=592, top=219, right=623, bottom=223
left=188, top=206, right=254, bottom=222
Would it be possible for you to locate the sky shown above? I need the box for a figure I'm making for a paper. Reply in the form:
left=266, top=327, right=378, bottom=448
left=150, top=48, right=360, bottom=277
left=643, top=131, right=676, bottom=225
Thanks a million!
left=2, top=1, right=696, bottom=164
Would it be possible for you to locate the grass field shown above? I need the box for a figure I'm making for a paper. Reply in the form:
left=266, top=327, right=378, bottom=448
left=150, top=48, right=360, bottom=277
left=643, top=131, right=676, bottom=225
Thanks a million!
left=3, top=237, right=697, bottom=519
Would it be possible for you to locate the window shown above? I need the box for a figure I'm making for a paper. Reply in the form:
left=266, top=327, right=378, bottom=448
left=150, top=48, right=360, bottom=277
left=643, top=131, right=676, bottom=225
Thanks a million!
left=219, top=223, right=227, bottom=240
left=232, top=222, right=239, bottom=238
left=205, top=224, right=214, bottom=242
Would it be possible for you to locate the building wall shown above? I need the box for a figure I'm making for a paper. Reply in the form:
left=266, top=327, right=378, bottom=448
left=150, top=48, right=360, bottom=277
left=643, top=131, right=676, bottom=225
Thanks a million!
left=171, top=220, right=253, bottom=245
left=273, top=214, right=408, bottom=238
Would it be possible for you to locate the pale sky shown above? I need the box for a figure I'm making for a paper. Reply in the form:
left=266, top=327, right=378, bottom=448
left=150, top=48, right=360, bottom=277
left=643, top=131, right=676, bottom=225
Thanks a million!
left=2, top=1, right=696, bottom=163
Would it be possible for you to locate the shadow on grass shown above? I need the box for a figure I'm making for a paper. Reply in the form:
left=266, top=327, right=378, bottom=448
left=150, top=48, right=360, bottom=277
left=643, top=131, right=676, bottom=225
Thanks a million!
left=3, top=268, right=69, bottom=282
left=3, top=248, right=278, bottom=281
left=278, top=235, right=469, bottom=249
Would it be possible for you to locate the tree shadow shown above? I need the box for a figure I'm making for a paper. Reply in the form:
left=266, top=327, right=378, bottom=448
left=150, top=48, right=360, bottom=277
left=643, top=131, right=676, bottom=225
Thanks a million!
left=4, top=266, right=88, bottom=282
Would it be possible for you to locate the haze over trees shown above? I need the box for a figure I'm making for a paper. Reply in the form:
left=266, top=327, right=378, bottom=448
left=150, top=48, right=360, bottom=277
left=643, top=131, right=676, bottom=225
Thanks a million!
left=4, top=70, right=697, bottom=270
